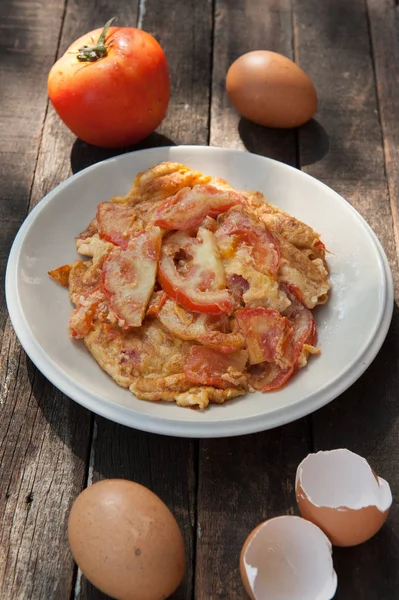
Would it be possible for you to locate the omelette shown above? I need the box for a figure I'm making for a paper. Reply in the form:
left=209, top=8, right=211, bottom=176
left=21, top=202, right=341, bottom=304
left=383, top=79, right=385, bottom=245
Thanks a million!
left=49, top=162, right=330, bottom=410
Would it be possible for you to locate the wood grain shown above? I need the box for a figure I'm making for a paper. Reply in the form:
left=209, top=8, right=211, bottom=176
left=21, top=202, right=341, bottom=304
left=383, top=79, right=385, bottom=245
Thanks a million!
left=75, top=1, right=213, bottom=598
left=366, top=0, right=399, bottom=267
left=0, top=0, right=66, bottom=257
left=2, top=0, right=399, bottom=598
left=210, top=0, right=297, bottom=166
left=295, top=0, right=399, bottom=597
left=0, top=1, right=140, bottom=599
left=0, top=0, right=93, bottom=598
left=196, top=1, right=310, bottom=598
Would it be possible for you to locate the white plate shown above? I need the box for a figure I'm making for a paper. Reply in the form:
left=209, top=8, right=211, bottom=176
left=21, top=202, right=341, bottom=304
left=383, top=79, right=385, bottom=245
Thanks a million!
left=6, top=146, right=393, bottom=438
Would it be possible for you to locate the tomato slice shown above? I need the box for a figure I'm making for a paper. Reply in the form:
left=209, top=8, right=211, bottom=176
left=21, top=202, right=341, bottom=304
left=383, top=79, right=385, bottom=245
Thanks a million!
left=101, top=228, right=162, bottom=328
left=97, top=202, right=137, bottom=248
left=246, top=285, right=318, bottom=391
left=247, top=362, right=294, bottom=392
left=184, top=346, right=248, bottom=388
left=215, top=207, right=280, bottom=276
left=235, top=307, right=293, bottom=365
left=153, top=184, right=242, bottom=230
left=282, top=283, right=317, bottom=352
left=158, top=228, right=233, bottom=315
left=158, top=297, right=244, bottom=353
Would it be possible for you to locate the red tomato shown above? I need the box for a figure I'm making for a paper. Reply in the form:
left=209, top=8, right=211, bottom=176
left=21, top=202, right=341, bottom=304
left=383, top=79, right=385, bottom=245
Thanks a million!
left=247, top=362, right=294, bottom=392
left=184, top=346, right=248, bottom=388
left=215, top=208, right=280, bottom=276
left=247, top=285, right=317, bottom=392
left=48, top=20, right=170, bottom=148
left=154, top=184, right=242, bottom=230
left=97, top=202, right=137, bottom=248
left=235, top=307, right=293, bottom=365
left=101, top=228, right=162, bottom=328
left=158, top=229, right=233, bottom=315
left=158, top=297, right=244, bottom=353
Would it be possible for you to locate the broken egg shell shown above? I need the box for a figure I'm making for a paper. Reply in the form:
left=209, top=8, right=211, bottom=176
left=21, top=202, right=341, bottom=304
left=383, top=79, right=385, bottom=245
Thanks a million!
left=296, top=449, right=392, bottom=547
left=240, top=515, right=337, bottom=600
left=68, top=479, right=185, bottom=600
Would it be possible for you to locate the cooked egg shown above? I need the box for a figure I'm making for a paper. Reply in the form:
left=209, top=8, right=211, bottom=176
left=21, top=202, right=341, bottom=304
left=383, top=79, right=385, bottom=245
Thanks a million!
left=296, top=449, right=392, bottom=546
left=240, top=516, right=337, bottom=600
left=226, top=50, right=317, bottom=128
left=68, top=479, right=185, bottom=600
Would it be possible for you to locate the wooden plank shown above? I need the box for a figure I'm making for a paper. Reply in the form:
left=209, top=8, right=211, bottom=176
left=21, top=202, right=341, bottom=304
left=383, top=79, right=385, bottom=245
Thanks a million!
left=366, top=0, right=399, bottom=272
left=0, top=328, right=91, bottom=598
left=75, top=1, right=213, bottom=598
left=0, top=0, right=65, bottom=258
left=196, top=424, right=311, bottom=599
left=295, top=0, right=399, bottom=598
left=196, top=2, right=310, bottom=598
left=210, top=0, right=297, bottom=166
left=0, top=1, right=142, bottom=599
left=78, top=427, right=197, bottom=600
left=0, top=0, right=94, bottom=598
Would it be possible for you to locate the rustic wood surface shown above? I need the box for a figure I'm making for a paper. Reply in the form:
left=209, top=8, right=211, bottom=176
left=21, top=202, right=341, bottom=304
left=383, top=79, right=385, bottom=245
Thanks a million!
left=0, top=0, right=398, bottom=599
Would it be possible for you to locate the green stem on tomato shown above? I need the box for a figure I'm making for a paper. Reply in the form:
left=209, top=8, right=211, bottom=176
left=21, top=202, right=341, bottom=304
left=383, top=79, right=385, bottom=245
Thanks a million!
left=76, top=17, right=116, bottom=62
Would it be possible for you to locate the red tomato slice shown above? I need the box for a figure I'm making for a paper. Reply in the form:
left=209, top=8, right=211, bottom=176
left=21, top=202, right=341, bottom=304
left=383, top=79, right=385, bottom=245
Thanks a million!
left=158, top=228, right=233, bottom=315
left=158, top=298, right=244, bottom=353
left=215, top=207, right=280, bottom=276
left=97, top=202, right=137, bottom=248
left=153, top=184, right=242, bottom=230
left=247, top=284, right=318, bottom=391
left=247, top=362, right=294, bottom=392
left=282, top=283, right=317, bottom=353
left=101, top=228, right=162, bottom=328
left=184, top=346, right=248, bottom=388
left=235, top=307, right=293, bottom=365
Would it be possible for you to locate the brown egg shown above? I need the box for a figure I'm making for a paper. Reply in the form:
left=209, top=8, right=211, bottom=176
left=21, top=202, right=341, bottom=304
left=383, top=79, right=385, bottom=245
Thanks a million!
left=68, top=479, right=185, bottom=600
left=226, top=50, right=317, bottom=128
left=296, top=449, right=392, bottom=547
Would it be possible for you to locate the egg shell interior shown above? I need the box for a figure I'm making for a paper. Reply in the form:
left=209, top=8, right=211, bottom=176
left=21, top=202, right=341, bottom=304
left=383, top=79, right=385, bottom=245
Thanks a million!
left=296, top=449, right=392, bottom=546
left=240, top=516, right=337, bottom=600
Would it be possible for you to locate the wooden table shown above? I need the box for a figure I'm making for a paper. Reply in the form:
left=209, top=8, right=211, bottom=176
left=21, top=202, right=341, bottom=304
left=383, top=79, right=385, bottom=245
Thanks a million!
left=1, top=0, right=398, bottom=598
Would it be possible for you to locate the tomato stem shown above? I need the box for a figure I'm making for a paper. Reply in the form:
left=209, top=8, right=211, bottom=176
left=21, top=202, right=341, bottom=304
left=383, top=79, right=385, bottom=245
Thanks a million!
left=77, top=17, right=116, bottom=62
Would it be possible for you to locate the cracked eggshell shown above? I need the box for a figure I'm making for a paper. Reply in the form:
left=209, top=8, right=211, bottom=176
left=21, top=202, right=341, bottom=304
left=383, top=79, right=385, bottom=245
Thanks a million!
left=240, top=516, right=337, bottom=600
left=296, top=449, right=392, bottom=547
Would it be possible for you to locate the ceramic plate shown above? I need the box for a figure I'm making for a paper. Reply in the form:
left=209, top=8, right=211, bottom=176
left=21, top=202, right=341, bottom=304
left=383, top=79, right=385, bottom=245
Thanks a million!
left=6, top=146, right=393, bottom=438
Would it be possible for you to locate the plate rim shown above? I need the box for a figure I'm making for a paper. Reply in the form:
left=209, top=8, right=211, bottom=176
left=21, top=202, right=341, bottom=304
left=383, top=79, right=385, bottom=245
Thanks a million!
left=5, top=145, right=394, bottom=438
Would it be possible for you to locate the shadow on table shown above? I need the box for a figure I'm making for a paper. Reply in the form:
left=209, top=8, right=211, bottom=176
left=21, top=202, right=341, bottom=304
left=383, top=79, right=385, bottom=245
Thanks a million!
left=298, top=119, right=330, bottom=167
left=333, top=526, right=399, bottom=600
left=70, top=132, right=176, bottom=174
left=238, top=116, right=329, bottom=167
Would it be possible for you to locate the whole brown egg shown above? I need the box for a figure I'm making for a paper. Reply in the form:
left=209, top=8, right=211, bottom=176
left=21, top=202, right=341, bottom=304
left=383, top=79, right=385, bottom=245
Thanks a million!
left=68, top=479, right=185, bottom=600
left=226, top=50, right=317, bottom=128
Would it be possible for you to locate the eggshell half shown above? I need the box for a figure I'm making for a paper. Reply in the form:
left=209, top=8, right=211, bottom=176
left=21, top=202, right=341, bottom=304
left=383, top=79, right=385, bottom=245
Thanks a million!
left=68, top=479, right=185, bottom=600
left=226, top=50, right=317, bottom=128
left=296, top=449, right=392, bottom=547
left=240, top=516, right=337, bottom=600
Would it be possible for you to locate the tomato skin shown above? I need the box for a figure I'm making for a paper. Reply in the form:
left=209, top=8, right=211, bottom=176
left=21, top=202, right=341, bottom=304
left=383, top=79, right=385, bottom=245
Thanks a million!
left=158, top=267, right=232, bottom=315
left=158, top=229, right=233, bottom=315
left=48, top=27, right=170, bottom=148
